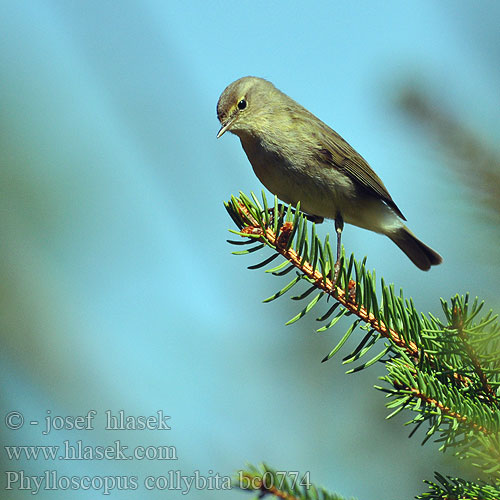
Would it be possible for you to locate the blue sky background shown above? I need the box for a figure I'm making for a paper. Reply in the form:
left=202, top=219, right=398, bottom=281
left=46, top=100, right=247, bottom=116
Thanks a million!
left=1, top=1, right=499, bottom=499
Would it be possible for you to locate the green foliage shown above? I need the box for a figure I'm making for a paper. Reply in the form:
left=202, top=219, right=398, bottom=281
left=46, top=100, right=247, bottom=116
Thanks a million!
left=225, top=191, right=500, bottom=500
left=234, top=463, right=348, bottom=500
left=418, top=472, right=500, bottom=500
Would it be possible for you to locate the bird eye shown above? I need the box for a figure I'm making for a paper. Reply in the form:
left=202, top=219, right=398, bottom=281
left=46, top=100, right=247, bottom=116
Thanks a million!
left=237, top=99, right=247, bottom=110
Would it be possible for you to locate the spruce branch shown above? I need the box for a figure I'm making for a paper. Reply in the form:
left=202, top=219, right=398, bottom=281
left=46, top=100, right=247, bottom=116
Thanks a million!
left=234, top=464, right=346, bottom=500
left=226, top=192, right=419, bottom=358
left=446, top=299, right=496, bottom=399
left=418, top=472, right=500, bottom=500
left=226, top=191, right=500, bottom=498
left=409, top=386, right=491, bottom=436
left=225, top=192, right=499, bottom=401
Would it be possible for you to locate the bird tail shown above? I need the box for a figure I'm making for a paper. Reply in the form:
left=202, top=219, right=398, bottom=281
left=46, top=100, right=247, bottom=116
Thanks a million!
left=388, top=227, right=443, bottom=271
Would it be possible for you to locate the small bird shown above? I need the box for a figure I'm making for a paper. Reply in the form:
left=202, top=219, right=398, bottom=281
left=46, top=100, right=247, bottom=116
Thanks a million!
left=217, top=76, right=442, bottom=271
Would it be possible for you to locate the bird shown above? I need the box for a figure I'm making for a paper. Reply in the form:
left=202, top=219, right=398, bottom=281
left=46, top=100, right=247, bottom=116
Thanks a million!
left=217, top=76, right=442, bottom=271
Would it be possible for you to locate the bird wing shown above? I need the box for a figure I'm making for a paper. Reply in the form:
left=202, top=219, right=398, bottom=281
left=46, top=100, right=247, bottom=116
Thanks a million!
left=317, top=127, right=406, bottom=221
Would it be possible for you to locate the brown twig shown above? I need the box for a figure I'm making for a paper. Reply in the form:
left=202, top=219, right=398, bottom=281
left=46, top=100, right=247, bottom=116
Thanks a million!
left=238, top=473, right=302, bottom=500
left=236, top=201, right=500, bottom=392
left=452, top=306, right=496, bottom=399
left=239, top=203, right=419, bottom=357
left=410, top=387, right=492, bottom=436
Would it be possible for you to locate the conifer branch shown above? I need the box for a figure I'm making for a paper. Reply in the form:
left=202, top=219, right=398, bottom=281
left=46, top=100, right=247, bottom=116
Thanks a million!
left=235, top=464, right=346, bottom=500
left=452, top=307, right=495, bottom=399
left=234, top=198, right=418, bottom=357
left=409, top=387, right=491, bottom=435
left=225, top=191, right=500, bottom=500
left=227, top=194, right=497, bottom=396
left=418, top=473, right=500, bottom=500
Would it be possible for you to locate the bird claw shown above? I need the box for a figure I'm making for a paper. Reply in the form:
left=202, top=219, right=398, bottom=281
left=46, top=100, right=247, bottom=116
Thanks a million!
left=262, top=205, right=324, bottom=226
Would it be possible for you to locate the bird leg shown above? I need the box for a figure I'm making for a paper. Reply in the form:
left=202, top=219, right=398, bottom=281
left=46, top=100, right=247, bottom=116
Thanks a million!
left=265, top=205, right=324, bottom=225
left=264, top=205, right=284, bottom=226
left=305, top=213, right=324, bottom=224
left=333, top=215, right=344, bottom=282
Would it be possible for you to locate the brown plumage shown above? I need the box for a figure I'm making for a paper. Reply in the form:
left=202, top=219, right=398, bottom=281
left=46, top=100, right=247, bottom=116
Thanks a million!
left=217, top=76, right=442, bottom=271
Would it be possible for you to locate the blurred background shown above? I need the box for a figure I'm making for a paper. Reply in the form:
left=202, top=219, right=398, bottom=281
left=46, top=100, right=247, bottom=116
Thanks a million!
left=1, top=1, right=499, bottom=498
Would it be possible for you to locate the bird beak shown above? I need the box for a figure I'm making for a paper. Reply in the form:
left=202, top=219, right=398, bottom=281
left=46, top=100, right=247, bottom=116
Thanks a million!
left=217, top=116, right=235, bottom=138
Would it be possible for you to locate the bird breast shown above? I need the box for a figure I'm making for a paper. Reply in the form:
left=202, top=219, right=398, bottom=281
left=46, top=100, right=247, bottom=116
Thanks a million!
left=238, top=132, right=354, bottom=220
